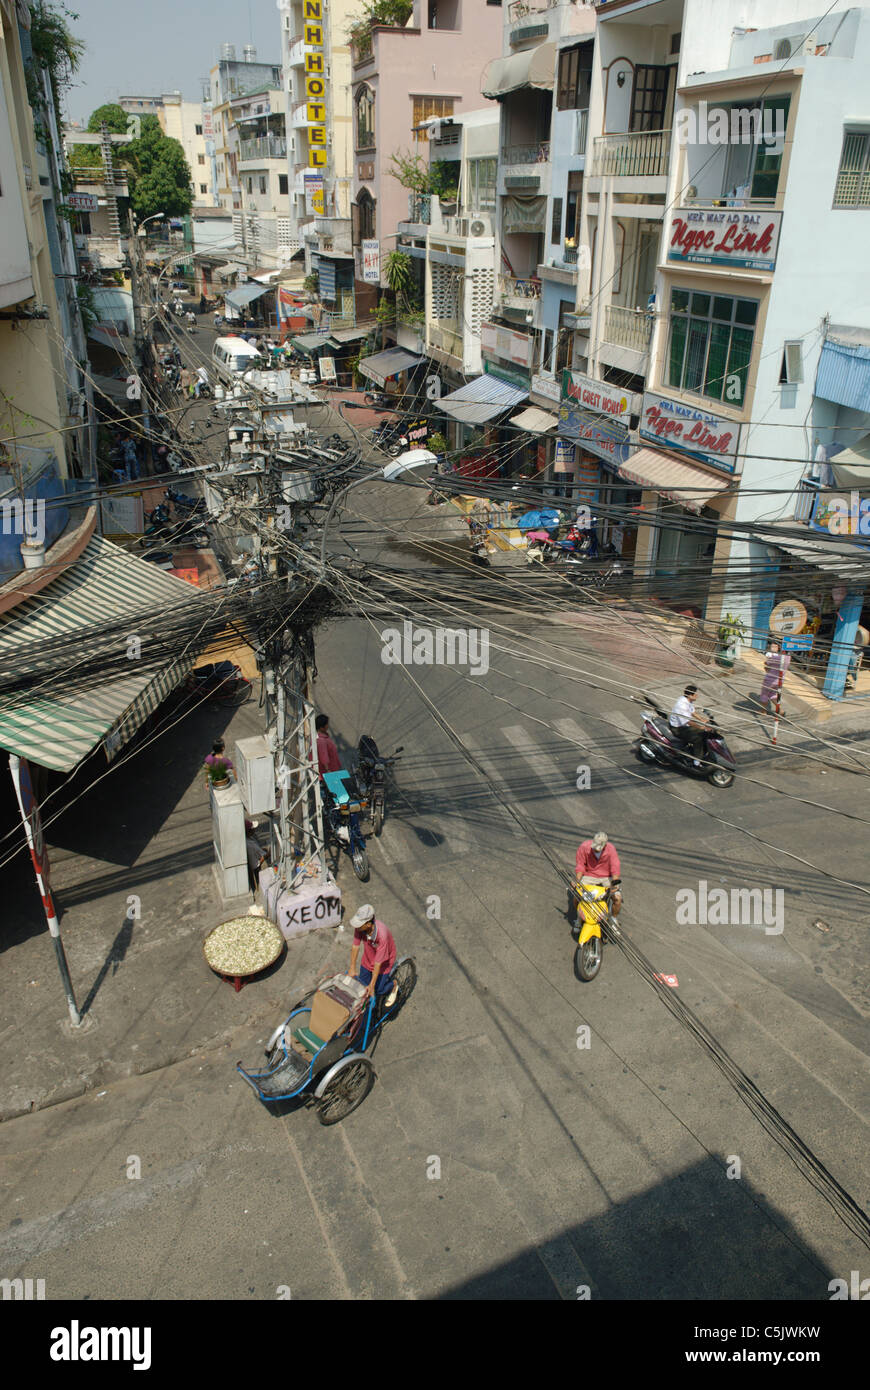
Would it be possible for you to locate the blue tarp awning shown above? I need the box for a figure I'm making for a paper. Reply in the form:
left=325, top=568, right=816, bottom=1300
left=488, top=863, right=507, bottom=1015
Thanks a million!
left=815, top=339, right=870, bottom=412
left=437, top=374, right=528, bottom=426
left=224, top=282, right=272, bottom=311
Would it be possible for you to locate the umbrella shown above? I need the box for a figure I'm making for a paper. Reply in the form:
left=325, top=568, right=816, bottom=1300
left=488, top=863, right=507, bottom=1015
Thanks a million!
left=516, top=509, right=560, bottom=532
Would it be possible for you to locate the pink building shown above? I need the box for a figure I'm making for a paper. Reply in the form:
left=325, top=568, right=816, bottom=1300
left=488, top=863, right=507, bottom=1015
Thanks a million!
left=350, top=0, right=503, bottom=285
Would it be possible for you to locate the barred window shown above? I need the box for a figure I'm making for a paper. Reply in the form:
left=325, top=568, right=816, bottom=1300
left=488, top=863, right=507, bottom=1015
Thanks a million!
left=412, top=95, right=454, bottom=140
left=468, top=157, right=496, bottom=212
left=356, top=86, right=375, bottom=150
left=833, top=131, right=870, bottom=208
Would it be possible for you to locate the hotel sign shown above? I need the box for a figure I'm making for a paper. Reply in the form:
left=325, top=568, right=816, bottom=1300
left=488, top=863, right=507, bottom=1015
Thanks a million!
left=668, top=208, right=782, bottom=272
left=561, top=369, right=631, bottom=423
left=640, top=391, right=739, bottom=472
left=302, top=0, right=328, bottom=172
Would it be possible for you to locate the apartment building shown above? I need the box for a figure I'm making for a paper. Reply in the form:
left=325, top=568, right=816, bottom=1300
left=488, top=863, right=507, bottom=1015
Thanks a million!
left=231, top=84, right=294, bottom=266
left=209, top=45, right=285, bottom=261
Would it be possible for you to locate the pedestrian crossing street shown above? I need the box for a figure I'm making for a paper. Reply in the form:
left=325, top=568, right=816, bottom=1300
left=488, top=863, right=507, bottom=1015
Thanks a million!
left=363, top=714, right=720, bottom=873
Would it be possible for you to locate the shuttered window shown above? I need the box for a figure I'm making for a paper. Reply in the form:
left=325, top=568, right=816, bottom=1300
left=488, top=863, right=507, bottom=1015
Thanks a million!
left=833, top=131, right=870, bottom=208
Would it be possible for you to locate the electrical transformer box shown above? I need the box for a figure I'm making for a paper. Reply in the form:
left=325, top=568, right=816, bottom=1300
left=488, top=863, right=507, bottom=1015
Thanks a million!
left=234, top=735, right=276, bottom=814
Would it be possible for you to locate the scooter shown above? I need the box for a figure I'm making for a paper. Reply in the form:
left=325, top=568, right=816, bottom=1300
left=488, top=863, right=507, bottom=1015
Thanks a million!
left=355, top=737, right=403, bottom=836
left=572, top=880, right=619, bottom=983
left=635, top=696, right=736, bottom=788
left=165, top=486, right=206, bottom=517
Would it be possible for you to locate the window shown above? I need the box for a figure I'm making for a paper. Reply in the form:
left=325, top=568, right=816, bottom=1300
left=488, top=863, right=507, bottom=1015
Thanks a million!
left=667, top=289, right=758, bottom=406
left=630, top=65, right=669, bottom=131
left=279, top=173, right=288, bottom=195
left=468, top=157, right=496, bottom=211
left=199, top=184, right=208, bottom=194
left=195, top=123, right=203, bottom=135
left=779, top=341, right=803, bottom=384
left=551, top=197, right=563, bottom=244
left=357, top=188, right=375, bottom=239
left=722, top=96, right=790, bottom=200
left=247, top=177, right=253, bottom=194
left=833, top=131, right=870, bottom=208
left=565, top=189, right=579, bottom=245
left=773, top=38, right=793, bottom=60
left=670, top=32, right=681, bottom=55
left=557, top=46, right=591, bottom=112
left=412, top=96, right=454, bottom=140
left=198, top=154, right=205, bottom=165
left=75, top=210, right=91, bottom=234
left=356, top=85, right=375, bottom=149
left=259, top=176, right=267, bottom=194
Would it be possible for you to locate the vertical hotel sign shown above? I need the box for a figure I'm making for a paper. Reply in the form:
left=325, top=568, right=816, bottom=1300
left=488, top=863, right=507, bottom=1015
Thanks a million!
left=305, top=0, right=327, bottom=213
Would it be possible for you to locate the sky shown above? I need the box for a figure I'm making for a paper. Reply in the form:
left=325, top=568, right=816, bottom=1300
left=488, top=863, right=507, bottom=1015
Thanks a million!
left=66, top=0, right=282, bottom=124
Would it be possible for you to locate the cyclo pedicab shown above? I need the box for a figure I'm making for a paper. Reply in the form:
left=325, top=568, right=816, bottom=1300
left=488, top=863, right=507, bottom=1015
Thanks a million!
left=237, top=957, right=417, bottom=1125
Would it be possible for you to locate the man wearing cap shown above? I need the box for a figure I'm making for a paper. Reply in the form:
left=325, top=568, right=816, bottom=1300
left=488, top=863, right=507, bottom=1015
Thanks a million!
left=575, top=832, right=622, bottom=916
left=669, top=685, right=710, bottom=766
left=349, top=906, right=398, bottom=1004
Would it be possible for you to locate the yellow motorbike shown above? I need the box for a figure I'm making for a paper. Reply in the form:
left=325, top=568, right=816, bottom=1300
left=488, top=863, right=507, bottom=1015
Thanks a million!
left=573, top=880, right=616, bottom=982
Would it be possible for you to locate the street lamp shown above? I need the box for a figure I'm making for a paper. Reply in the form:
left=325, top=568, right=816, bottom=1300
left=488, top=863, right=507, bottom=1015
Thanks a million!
left=137, top=213, right=166, bottom=236
left=318, top=449, right=436, bottom=569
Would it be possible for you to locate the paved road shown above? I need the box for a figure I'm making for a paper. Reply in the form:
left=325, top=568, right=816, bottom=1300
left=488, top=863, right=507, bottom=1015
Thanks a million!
left=1, top=406, right=867, bottom=1301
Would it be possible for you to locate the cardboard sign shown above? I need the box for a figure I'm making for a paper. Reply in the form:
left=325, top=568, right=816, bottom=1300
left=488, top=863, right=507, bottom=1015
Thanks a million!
left=276, top=882, right=343, bottom=940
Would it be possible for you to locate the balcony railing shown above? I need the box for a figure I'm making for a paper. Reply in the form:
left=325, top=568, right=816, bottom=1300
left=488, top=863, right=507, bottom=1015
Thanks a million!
left=428, top=323, right=463, bottom=359
left=508, top=0, right=558, bottom=20
left=591, top=129, right=669, bottom=179
left=603, top=304, right=653, bottom=354
left=502, top=141, right=550, bottom=166
left=499, top=274, right=542, bottom=301
left=239, top=135, right=287, bottom=161
left=682, top=192, right=777, bottom=210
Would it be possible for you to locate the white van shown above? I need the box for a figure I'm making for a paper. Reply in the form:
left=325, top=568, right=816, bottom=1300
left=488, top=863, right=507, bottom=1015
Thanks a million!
left=211, top=336, right=264, bottom=383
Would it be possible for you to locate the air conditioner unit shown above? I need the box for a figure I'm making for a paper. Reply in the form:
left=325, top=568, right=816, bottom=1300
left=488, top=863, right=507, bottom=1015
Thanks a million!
left=469, top=214, right=493, bottom=237
left=442, top=217, right=452, bottom=233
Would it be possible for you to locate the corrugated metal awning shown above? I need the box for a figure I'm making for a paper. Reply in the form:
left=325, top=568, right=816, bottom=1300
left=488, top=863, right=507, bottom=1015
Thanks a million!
left=292, top=331, right=333, bottom=351
left=328, top=326, right=370, bottom=344
left=225, top=282, right=272, bottom=310
left=815, top=339, right=870, bottom=412
left=437, top=374, right=528, bottom=426
left=763, top=522, right=870, bottom=575
left=358, top=348, right=423, bottom=385
left=0, top=536, right=202, bottom=773
left=482, top=42, right=556, bottom=99
left=214, top=262, right=245, bottom=280
left=510, top=406, right=558, bottom=433
left=617, top=448, right=732, bottom=513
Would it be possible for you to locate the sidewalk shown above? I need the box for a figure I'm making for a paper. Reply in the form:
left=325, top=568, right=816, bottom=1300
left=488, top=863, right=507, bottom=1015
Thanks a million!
left=0, top=688, right=346, bottom=1122
left=550, top=602, right=870, bottom=770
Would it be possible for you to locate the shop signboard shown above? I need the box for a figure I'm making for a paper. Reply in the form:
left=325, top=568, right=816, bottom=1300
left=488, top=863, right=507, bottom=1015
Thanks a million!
left=781, top=634, right=813, bottom=651
left=67, top=192, right=98, bottom=212
left=553, top=438, right=575, bottom=473
left=318, top=355, right=337, bottom=381
left=769, top=600, right=807, bottom=635
left=561, top=369, right=631, bottom=423
left=304, top=174, right=324, bottom=217
left=531, top=372, right=561, bottom=404
left=303, top=0, right=328, bottom=170
left=483, top=359, right=530, bottom=392
left=362, top=240, right=380, bottom=283
left=640, top=391, right=739, bottom=472
left=667, top=208, right=782, bottom=272
left=481, top=321, right=534, bottom=370
left=558, top=403, right=630, bottom=466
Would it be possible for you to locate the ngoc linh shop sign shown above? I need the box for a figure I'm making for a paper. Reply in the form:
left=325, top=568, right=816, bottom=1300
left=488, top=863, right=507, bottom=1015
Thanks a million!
left=668, top=208, right=782, bottom=272
left=641, top=392, right=739, bottom=473
left=302, top=0, right=328, bottom=171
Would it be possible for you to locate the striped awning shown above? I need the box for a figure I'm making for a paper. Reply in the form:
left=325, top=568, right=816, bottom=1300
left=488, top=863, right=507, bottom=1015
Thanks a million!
left=617, top=448, right=731, bottom=514
left=437, top=374, right=528, bottom=426
left=0, top=536, right=202, bottom=773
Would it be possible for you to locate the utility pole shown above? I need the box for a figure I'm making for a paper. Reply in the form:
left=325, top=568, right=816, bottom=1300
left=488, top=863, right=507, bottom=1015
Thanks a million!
left=127, top=208, right=154, bottom=472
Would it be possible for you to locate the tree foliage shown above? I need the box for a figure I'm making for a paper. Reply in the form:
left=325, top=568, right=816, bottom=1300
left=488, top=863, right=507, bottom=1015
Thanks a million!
left=86, top=103, right=129, bottom=134
left=26, top=1, right=84, bottom=139
left=347, top=0, right=412, bottom=53
left=384, top=250, right=413, bottom=297
left=117, top=114, right=192, bottom=220
left=387, top=151, right=458, bottom=202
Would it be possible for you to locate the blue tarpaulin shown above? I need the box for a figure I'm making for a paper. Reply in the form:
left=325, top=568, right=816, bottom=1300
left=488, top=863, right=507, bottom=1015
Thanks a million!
left=516, top=509, right=560, bottom=532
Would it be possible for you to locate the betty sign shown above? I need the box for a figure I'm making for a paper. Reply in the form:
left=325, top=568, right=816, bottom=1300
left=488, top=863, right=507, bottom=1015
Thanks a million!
left=640, top=392, right=738, bottom=472
left=562, top=369, right=631, bottom=422
left=668, top=208, right=782, bottom=272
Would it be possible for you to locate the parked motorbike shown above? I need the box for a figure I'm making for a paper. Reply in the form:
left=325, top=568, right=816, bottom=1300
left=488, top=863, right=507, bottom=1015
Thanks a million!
left=364, top=388, right=392, bottom=408
left=322, top=770, right=370, bottom=881
left=355, top=736, right=403, bottom=836
left=635, top=697, right=737, bottom=788
left=165, top=486, right=206, bottom=517
left=141, top=504, right=209, bottom=549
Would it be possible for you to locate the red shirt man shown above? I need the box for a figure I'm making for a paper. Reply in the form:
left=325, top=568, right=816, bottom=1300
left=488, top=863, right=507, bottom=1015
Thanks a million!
left=315, top=714, right=341, bottom=777
left=575, top=835, right=621, bottom=881
left=349, top=906, right=397, bottom=998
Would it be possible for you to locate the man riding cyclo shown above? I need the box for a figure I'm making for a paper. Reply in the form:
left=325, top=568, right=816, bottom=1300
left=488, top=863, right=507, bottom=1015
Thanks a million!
left=574, top=830, right=623, bottom=922
left=349, top=905, right=399, bottom=1010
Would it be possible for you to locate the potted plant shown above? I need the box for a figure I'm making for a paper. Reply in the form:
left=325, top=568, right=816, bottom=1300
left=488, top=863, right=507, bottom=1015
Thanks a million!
left=428, top=431, right=448, bottom=461
left=205, top=757, right=233, bottom=789
left=716, top=612, right=746, bottom=669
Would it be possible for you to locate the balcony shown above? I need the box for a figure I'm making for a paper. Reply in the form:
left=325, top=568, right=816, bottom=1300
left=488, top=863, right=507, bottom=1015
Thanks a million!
left=502, top=141, right=550, bottom=166
left=591, top=130, right=669, bottom=180
left=603, top=304, right=653, bottom=354
left=239, top=135, right=287, bottom=162
left=508, top=0, right=558, bottom=19
left=287, top=39, right=307, bottom=67
left=428, top=323, right=463, bottom=361
left=499, top=274, right=541, bottom=304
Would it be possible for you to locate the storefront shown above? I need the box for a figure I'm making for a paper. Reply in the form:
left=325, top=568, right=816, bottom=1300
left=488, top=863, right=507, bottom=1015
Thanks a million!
left=556, top=369, right=642, bottom=551
left=437, top=370, right=529, bottom=480
left=357, top=347, right=425, bottom=399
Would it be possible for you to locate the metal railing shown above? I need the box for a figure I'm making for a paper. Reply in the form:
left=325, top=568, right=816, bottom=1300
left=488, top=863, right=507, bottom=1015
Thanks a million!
left=428, top=323, right=463, bottom=359
left=562, top=246, right=579, bottom=264
left=239, top=135, right=287, bottom=161
left=502, top=141, right=551, bottom=166
left=499, top=274, right=542, bottom=301
left=591, top=129, right=669, bottom=178
left=603, top=304, right=653, bottom=353
left=508, top=0, right=558, bottom=20
left=682, top=193, right=777, bottom=210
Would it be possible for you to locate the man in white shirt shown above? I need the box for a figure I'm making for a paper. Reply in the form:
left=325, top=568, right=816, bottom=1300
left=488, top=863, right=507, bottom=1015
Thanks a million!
left=668, top=684, right=709, bottom=765
left=194, top=366, right=209, bottom=398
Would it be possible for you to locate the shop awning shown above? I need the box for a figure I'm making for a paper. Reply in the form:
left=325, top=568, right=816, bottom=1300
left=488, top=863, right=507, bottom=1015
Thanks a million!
left=214, top=262, right=245, bottom=280
left=762, top=522, right=870, bottom=575
left=291, top=331, right=333, bottom=352
left=617, top=448, right=732, bottom=513
left=328, top=326, right=371, bottom=344
left=88, top=328, right=134, bottom=355
left=0, top=536, right=201, bottom=773
left=224, top=282, right=272, bottom=311
left=437, top=374, right=528, bottom=426
left=815, top=338, right=870, bottom=413
left=358, top=348, right=423, bottom=385
left=92, top=373, right=132, bottom=404
left=510, top=406, right=558, bottom=433
left=482, top=42, right=556, bottom=99
left=828, top=434, right=870, bottom=488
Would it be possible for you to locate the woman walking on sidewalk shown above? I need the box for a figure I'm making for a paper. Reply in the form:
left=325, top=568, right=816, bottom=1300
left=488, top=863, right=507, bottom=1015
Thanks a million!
left=757, top=637, right=790, bottom=712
